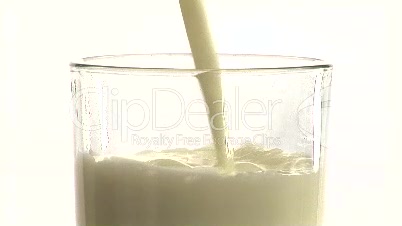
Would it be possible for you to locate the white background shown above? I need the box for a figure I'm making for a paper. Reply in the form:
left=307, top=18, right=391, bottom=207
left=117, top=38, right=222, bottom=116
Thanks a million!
left=1, top=0, right=401, bottom=225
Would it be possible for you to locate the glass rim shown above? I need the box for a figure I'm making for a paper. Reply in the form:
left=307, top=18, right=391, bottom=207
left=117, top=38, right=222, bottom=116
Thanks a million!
left=70, top=53, right=332, bottom=73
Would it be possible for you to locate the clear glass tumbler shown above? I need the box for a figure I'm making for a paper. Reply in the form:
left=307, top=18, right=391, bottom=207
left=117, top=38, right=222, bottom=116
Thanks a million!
left=70, top=54, right=332, bottom=226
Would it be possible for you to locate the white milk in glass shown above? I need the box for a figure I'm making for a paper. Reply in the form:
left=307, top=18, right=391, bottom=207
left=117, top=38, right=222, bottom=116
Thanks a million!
left=76, top=146, right=320, bottom=226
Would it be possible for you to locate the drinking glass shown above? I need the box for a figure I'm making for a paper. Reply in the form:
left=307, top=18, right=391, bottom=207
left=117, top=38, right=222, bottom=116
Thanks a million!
left=70, top=54, right=332, bottom=226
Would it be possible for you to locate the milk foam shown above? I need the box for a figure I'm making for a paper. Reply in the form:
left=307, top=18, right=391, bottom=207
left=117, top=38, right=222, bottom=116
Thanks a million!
left=93, top=144, right=313, bottom=175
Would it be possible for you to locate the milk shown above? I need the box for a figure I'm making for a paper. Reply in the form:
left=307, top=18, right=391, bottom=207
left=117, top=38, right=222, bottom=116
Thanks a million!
left=196, top=71, right=233, bottom=170
left=75, top=145, right=321, bottom=226
left=179, top=0, right=233, bottom=169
